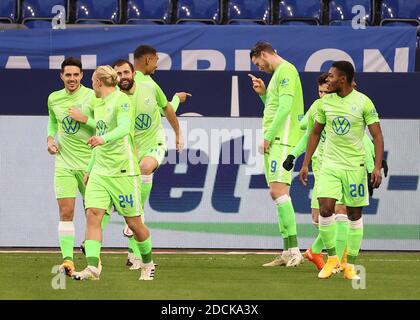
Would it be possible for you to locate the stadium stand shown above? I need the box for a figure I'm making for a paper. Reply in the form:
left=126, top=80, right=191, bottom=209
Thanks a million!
left=75, top=0, right=121, bottom=24
left=226, top=0, right=272, bottom=25
left=328, top=0, right=374, bottom=26
left=278, top=0, right=323, bottom=25
left=175, top=0, right=221, bottom=24
left=0, top=0, right=418, bottom=32
left=126, top=0, right=171, bottom=25
left=380, top=0, right=420, bottom=26
left=0, top=0, right=18, bottom=23
left=21, top=0, right=68, bottom=28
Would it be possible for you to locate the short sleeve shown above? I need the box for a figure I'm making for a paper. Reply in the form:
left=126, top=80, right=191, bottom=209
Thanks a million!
left=315, top=99, right=326, bottom=124
left=155, top=84, right=168, bottom=109
left=363, top=98, right=380, bottom=125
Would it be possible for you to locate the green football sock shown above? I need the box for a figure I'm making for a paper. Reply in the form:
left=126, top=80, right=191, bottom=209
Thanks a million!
left=311, top=233, right=324, bottom=254
left=101, top=213, right=110, bottom=230
left=129, top=236, right=141, bottom=258
left=288, top=235, right=298, bottom=248
left=335, top=215, right=349, bottom=261
left=276, top=196, right=298, bottom=247
left=282, top=237, right=289, bottom=251
left=85, top=240, right=101, bottom=267
left=347, top=218, right=364, bottom=264
left=135, top=236, right=153, bottom=264
left=277, top=212, right=289, bottom=250
left=58, top=221, right=75, bottom=261
left=140, top=175, right=153, bottom=209
left=59, top=235, right=74, bottom=261
left=319, top=216, right=337, bottom=256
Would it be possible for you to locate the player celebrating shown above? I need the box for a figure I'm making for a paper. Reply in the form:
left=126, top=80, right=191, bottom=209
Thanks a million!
left=72, top=66, right=155, bottom=281
left=299, top=61, right=384, bottom=280
left=248, top=41, right=305, bottom=267
left=113, top=47, right=188, bottom=269
left=47, top=57, right=96, bottom=276
left=283, top=75, right=378, bottom=271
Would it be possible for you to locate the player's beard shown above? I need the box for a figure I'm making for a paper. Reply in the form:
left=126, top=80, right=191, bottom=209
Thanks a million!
left=118, top=78, right=134, bottom=91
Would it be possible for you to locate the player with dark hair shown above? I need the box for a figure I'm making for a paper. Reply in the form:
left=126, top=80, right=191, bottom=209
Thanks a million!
left=299, top=61, right=384, bottom=280
left=47, top=57, right=98, bottom=276
left=114, top=47, right=190, bottom=268
left=248, top=41, right=305, bottom=267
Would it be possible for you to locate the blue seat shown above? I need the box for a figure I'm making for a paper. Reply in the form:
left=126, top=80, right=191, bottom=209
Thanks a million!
left=328, top=0, right=373, bottom=26
left=127, top=0, right=171, bottom=24
left=0, top=0, right=18, bottom=23
left=21, top=0, right=68, bottom=28
left=380, top=0, right=420, bottom=26
left=75, top=0, right=121, bottom=24
left=175, top=0, right=221, bottom=24
left=227, top=0, right=271, bottom=25
left=278, top=0, right=322, bottom=25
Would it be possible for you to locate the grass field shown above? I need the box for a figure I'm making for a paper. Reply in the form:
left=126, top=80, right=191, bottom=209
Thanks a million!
left=0, top=251, right=419, bottom=300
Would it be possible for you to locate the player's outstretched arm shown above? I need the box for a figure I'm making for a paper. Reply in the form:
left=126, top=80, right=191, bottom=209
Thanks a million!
left=163, top=103, right=184, bottom=152
left=367, top=122, right=384, bottom=189
left=299, top=121, right=324, bottom=186
left=248, top=74, right=266, bottom=103
left=160, top=92, right=192, bottom=116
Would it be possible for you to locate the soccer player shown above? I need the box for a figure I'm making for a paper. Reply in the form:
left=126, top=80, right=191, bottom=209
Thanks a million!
left=299, top=61, right=384, bottom=280
left=113, top=47, right=188, bottom=269
left=248, top=41, right=305, bottom=267
left=283, top=75, right=377, bottom=271
left=47, top=57, right=97, bottom=276
left=72, top=66, right=155, bottom=281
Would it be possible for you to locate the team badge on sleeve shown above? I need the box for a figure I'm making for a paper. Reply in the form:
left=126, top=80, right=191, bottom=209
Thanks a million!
left=121, top=103, right=129, bottom=112
left=280, top=78, right=289, bottom=88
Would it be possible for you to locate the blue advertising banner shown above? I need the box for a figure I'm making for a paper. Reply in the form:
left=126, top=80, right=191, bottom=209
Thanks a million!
left=0, top=25, right=417, bottom=72
left=1, top=70, right=419, bottom=119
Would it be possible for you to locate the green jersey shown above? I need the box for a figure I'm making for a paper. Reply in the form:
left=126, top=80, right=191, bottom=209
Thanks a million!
left=262, top=60, right=304, bottom=146
left=47, top=85, right=96, bottom=170
left=133, top=72, right=168, bottom=150
left=90, top=90, right=139, bottom=177
left=316, top=89, right=380, bottom=170
left=300, top=99, right=326, bottom=163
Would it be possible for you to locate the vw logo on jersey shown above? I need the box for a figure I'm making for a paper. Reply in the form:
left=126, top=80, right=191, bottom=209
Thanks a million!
left=135, top=114, right=152, bottom=130
left=332, top=116, right=351, bottom=135
left=96, top=120, right=107, bottom=136
left=62, top=116, right=80, bottom=135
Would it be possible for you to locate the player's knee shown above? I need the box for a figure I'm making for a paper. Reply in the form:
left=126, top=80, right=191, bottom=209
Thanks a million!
left=319, top=206, right=334, bottom=218
left=139, top=163, right=155, bottom=175
left=125, top=218, right=140, bottom=233
left=347, top=211, right=362, bottom=221
left=269, top=188, right=288, bottom=200
left=86, top=209, right=103, bottom=226
left=59, top=206, right=74, bottom=220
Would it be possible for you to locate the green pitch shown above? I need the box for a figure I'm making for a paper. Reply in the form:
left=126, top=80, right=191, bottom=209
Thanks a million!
left=0, top=252, right=419, bottom=300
